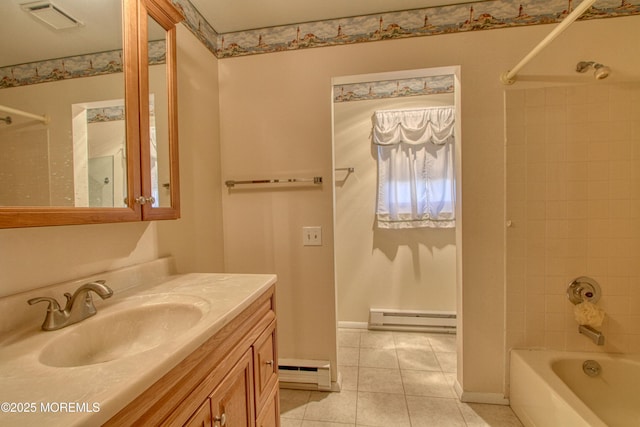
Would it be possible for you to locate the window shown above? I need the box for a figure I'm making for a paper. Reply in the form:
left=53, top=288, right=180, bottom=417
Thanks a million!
left=373, top=107, right=455, bottom=229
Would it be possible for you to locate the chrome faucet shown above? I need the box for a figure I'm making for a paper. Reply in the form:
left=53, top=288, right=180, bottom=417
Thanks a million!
left=578, top=325, right=605, bottom=346
left=28, top=280, right=113, bottom=331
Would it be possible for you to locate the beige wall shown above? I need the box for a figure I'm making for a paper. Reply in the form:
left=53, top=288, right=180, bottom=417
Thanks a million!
left=0, top=26, right=223, bottom=297
left=506, top=82, right=640, bottom=354
left=218, top=16, right=640, bottom=397
left=334, top=93, right=457, bottom=323
left=218, top=49, right=336, bottom=370
left=156, top=25, right=225, bottom=273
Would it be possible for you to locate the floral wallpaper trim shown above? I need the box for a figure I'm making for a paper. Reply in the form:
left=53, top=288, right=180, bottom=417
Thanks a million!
left=334, top=75, right=454, bottom=103
left=0, top=41, right=166, bottom=90
left=2, top=0, right=637, bottom=86
left=172, top=0, right=218, bottom=55
left=213, top=0, right=639, bottom=58
left=87, top=106, right=125, bottom=123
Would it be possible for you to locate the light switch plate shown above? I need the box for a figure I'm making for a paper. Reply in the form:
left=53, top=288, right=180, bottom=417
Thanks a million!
left=302, top=226, right=322, bottom=246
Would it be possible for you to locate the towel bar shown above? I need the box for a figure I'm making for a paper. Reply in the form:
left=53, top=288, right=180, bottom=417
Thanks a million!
left=225, top=176, right=323, bottom=188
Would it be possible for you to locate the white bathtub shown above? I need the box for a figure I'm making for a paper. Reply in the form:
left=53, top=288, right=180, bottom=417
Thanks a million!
left=510, top=349, right=640, bottom=427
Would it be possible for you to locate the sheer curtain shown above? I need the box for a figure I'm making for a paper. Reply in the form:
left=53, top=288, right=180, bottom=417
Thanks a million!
left=373, top=107, right=455, bottom=229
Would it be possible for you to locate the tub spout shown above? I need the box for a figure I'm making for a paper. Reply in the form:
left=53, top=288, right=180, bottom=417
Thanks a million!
left=578, top=325, right=605, bottom=346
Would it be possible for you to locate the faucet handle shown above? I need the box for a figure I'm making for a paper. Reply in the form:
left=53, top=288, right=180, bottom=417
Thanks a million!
left=28, top=296, right=61, bottom=311
left=28, top=297, right=66, bottom=331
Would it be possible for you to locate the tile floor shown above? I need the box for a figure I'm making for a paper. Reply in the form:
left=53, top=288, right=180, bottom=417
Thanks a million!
left=280, top=328, right=523, bottom=427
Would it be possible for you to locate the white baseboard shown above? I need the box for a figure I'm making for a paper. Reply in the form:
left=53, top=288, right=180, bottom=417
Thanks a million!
left=454, top=380, right=509, bottom=405
left=332, top=371, right=342, bottom=392
left=337, top=321, right=368, bottom=329
left=280, top=375, right=342, bottom=392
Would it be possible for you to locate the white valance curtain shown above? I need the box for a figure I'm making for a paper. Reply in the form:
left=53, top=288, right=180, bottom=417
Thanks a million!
left=373, top=107, right=455, bottom=229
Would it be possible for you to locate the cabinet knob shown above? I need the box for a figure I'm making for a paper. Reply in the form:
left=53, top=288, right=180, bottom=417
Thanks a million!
left=266, top=360, right=274, bottom=366
left=135, top=196, right=156, bottom=205
left=214, top=413, right=226, bottom=426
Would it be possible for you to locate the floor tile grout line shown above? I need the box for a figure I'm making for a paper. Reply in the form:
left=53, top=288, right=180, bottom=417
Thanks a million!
left=455, top=396, right=471, bottom=427
left=392, top=330, right=413, bottom=427
left=300, top=388, right=310, bottom=422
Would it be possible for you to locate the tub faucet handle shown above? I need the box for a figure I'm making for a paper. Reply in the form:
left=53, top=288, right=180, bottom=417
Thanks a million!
left=567, top=276, right=601, bottom=305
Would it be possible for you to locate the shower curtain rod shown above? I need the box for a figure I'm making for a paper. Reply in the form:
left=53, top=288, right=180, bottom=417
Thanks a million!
left=0, top=104, right=50, bottom=124
left=500, top=0, right=596, bottom=85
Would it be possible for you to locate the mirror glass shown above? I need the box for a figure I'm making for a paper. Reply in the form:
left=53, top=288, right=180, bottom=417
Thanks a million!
left=147, top=15, right=171, bottom=208
left=0, top=0, right=126, bottom=207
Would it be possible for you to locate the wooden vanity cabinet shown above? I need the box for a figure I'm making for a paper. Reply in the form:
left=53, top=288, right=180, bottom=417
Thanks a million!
left=255, top=385, right=279, bottom=427
left=183, top=402, right=210, bottom=427
left=105, top=286, right=280, bottom=427
left=253, top=321, right=278, bottom=414
left=184, top=349, right=254, bottom=427
left=253, top=320, right=280, bottom=427
left=210, top=349, right=255, bottom=426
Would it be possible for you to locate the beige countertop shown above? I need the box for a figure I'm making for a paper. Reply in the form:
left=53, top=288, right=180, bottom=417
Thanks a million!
left=0, top=267, right=276, bottom=426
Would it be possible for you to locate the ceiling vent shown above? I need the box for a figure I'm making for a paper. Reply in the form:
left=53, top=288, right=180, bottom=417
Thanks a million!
left=21, top=1, right=83, bottom=30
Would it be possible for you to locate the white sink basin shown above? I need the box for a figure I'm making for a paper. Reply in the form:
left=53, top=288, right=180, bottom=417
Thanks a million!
left=39, top=295, right=209, bottom=367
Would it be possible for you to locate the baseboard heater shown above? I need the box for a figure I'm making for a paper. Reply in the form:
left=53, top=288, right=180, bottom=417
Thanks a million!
left=278, top=358, right=332, bottom=391
left=369, top=308, right=456, bottom=334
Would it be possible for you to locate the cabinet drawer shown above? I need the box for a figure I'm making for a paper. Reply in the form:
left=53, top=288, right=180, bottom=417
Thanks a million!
left=252, top=319, right=278, bottom=413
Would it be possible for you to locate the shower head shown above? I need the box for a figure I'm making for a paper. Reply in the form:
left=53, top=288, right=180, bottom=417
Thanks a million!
left=576, top=61, right=611, bottom=80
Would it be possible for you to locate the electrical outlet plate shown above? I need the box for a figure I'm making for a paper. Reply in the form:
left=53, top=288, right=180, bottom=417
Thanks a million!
left=302, top=226, right=322, bottom=246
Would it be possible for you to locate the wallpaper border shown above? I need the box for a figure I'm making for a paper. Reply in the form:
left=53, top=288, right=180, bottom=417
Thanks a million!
left=2, top=0, right=638, bottom=88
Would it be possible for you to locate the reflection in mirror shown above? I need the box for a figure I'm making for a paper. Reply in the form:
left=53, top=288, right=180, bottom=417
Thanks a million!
left=71, top=99, right=127, bottom=207
left=89, top=156, right=114, bottom=207
left=0, top=125, right=50, bottom=206
left=0, top=0, right=126, bottom=207
left=147, top=16, right=170, bottom=208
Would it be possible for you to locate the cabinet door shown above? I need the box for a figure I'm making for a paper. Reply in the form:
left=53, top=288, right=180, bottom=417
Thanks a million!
left=138, top=0, right=181, bottom=220
left=184, top=400, right=212, bottom=427
left=255, top=383, right=280, bottom=427
left=210, top=349, right=255, bottom=427
left=253, top=320, right=278, bottom=413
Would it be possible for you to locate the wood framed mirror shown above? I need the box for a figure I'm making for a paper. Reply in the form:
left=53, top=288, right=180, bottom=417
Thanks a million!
left=0, top=0, right=182, bottom=228
left=138, top=0, right=181, bottom=221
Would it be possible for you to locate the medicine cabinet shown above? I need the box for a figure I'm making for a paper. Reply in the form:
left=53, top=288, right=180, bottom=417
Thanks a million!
left=0, top=0, right=181, bottom=228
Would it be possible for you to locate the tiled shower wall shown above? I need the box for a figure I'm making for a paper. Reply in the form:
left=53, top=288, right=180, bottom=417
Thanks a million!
left=506, top=82, right=640, bottom=354
left=0, top=128, right=50, bottom=205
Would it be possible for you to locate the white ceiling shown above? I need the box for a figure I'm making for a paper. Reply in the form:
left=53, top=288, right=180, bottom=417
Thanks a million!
left=2, top=0, right=123, bottom=68
left=189, top=0, right=474, bottom=34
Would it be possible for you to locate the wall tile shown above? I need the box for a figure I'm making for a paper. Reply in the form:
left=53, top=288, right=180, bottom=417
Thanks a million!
left=566, top=86, right=588, bottom=105
left=545, top=87, right=566, bottom=106
left=506, top=82, right=640, bottom=353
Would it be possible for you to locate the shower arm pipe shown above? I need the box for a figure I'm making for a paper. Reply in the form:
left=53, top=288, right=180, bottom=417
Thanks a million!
left=0, top=104, right=50, bottom=124
left=500, top=0, right=595, bottom=85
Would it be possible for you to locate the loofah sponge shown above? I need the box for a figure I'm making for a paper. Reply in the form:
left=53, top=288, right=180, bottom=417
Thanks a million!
left=573, top=301, right=605, bottom=328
